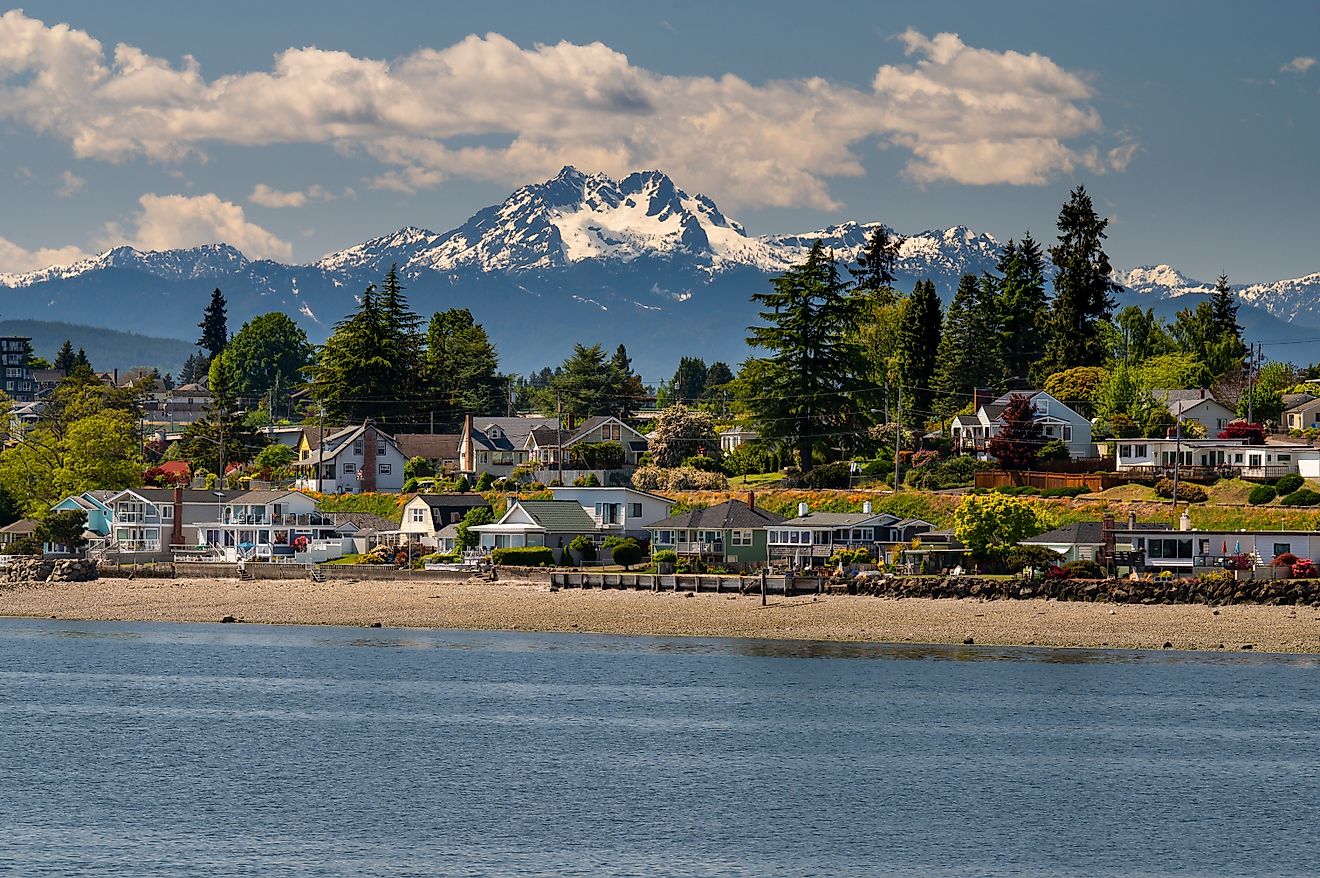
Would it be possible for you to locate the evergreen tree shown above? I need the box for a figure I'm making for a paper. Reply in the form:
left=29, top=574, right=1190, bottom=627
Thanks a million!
left=423, top=308, right=505, bottom=429
left=1208, top=273, right=1248, bottom=369
left=742, top=240, right=874, bottom=467
left=54, top=339, right=76, bottom=375
left=74, top=348, right=90, bottom=370
left=701, top=361, right=735, bottom=413
left=932, top=274, right=1002, bottom=416
left=197, top=288, right=229, bottom=361
left=894, top=279, right=943, bottom=427
left=850, top=225, right=904, bottom=305
left=308, top=283, right=394, bottom=422
left=552, top=344, right=621, bottom=419
left=610, top=344, right=646, bottom=419
left=671, top=357, right=708, bottom=405
left=1039, top=187, right=1122, bottom=378
left=378, top=264, right=425, bottom=394
left=996, top=234, right=1048, bottom=386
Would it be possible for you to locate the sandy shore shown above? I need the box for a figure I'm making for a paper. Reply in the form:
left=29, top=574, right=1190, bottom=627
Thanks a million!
left=2, top=576, right=1319, bottom=653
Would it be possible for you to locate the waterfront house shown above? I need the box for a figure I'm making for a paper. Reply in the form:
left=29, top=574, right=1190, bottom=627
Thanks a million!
left=103, top=487, right=223, bottom=557
left=296, top=421, right=408, bottom=494
left=550, top=485, right=674, bottom=540
left=645, top=498, right=784, bottom=568
left=767, top=502, right=934, bottom=567
left=950, top=390, right=1092, bottom=459
left=197, top=489, right=351, bottom=562
left=470, top=499, right=599, bottom=553
left=1113, top=437, right=1318, bottom=480
left=0, top=519, right=38, bottom=551
left=51, top=491, right=114, bottom=538
left=398, top=493, right=492, bottom=548
left=1019, top=521, right=1105, bottom=564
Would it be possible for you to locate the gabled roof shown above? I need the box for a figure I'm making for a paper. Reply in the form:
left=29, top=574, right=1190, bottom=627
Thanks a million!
left=1021, top=521, right=1105, bottom=546
left=329, top=512, right=399, bottom=533
left=1158, top=389, right=1216, bottom=404
left=436, top=522, right=461, bottom=540
left=1169, top=397, right=1226, bottom=416
left=981, top=403, right=1007, bottom=421
left=645, top=499, right=785, bottom=530
left=469, top=417, right=558, bottom=452
left=777, top=512, right=899, bottom=528
left=109, top=487, right=222, bottom=504
left=412, top=493, right=491, bottom=510
left=512, top=500, right=597, bottom=532
left=395, top=433, right=461, bottom=461
left=1283, top=392, right=1318, bottom=410
left=306, top=423, right=399, bottom=462
left=0, top=518, right=38, bottom=535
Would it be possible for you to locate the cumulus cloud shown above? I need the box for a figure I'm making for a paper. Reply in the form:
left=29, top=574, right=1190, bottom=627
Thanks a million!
left=0, top=237, right=89, bottom=274
left=1281, top=56, right=1317, bottom=74
left=56, top=169, right=85, bottom=197
left=0, top=10, right=1131, bottom=207
left=249, top=183, right=333, bottom=208
left=99, top=193, right=293, bottom=260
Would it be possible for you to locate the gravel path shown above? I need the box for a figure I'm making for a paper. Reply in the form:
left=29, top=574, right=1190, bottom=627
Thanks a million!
left=3, top=577, right=1319, bottom=653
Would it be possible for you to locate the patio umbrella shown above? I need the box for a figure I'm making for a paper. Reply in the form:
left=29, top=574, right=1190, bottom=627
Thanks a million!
left=1234, top=541, right=1241, bottom=554
left=1222, top=540, right=1228, bottom=553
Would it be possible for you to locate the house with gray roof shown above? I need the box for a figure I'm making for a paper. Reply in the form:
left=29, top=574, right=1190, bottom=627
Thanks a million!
left=296, top=421, right=408, bottom=494
left=470, top=499, right=599, bottom=554
left=398, top=493, right=492, bottom=547
left=1019, top=521, right=1104, bottom=564
left=459, top=414, right=650, bottom=480
left=1155, top=389, right=1234, bottom=436
left=767, top=502, right=934, bottom=566
left=645, top=498, right=785, bottom=567
left=951, top=390, right=1092, bottom=459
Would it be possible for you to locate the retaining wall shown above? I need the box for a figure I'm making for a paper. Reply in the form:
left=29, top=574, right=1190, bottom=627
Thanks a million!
left=850, top=575, right=1320, bottom=606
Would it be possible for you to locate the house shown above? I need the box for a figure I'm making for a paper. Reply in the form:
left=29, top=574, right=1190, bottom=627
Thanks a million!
left=433, top=522, right=461, bottom=554
left=1019, top=521, right=1104, bottom=564
left=296, top=422, right=408, bottom=494
left=458, top=414, right=649, bottom=479
left=51, top=490, right=115, bottom=539
left=950, top=390, right=1092, bottom=459
left=328, top=513, right=400, bottom=549
left=646, top=498, right=785, bottom=567
left=31, top=368, right=63, bottom=398
left=103, top=487, right=226, bottom=556
left=0, top=519, right=38, bottom=551
left=395, top=433, right=462, bottom=473
left=9, top=400, right=44, bottom=438
left=899, top=530, right=969, bottom=573
left=767, top=502, right=934, bottom=567
left=399, top=493, right=493, bottom=547
left=0, top=337, right=35, bottom=402
left=196, top=489, right=351, bottom=562
left=1158, top=389, right=1235, bottom=436
left=550, top=485, right=675, bottom=540
left=719, top=427, right=759, bottom=454
left=470, top=499, right=599, bottom=554
left=1113, top=437, right=1318, bottom=480
left=1284, top=396, right=1320, bottom=432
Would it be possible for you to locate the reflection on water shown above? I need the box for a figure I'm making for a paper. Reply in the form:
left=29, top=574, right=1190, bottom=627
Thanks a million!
left=1, top=618, right=1317, bottom=877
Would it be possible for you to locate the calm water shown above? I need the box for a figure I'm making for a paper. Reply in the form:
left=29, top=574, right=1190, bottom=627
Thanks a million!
left=1, top=620, right=1317, bottom=877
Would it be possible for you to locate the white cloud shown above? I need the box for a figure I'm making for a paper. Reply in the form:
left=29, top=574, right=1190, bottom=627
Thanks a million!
left=0, top=237, right=89, bottom=274
left=249, top=182, right=333, bottom=208
left=99, top=193, right=293, bottom=260
left=0, top=10, right=1130, bottom=207
left=1281, top=56, right=1316, bottom=74
left=57, top=169, right=85, bottom=197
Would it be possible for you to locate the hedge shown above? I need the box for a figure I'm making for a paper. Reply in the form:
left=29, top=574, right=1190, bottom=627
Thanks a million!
left=1275, top=473, right=1304, bottom=496
left=1280, top=488, right=1320, bottom=507
left=490, top=546, right=555, bottom=567
left=1248, top=484, right=1277, bottom=506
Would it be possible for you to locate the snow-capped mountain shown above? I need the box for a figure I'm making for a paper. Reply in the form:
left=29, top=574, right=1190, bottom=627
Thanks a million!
left=1, top=166, right=1317, bottom=374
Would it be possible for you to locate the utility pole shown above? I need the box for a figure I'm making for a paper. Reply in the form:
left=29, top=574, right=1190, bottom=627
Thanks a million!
left=893, top=384, right=902, bottom=493
left=1171, top=413, right=1182, bottom=523
left=556, top=390, right=564, bottom=485
left=1247, top=343, right=1258, bottom=423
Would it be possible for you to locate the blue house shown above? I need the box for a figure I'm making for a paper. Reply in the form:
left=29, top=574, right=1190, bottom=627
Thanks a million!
left=50, top=490, right=114, bottom=539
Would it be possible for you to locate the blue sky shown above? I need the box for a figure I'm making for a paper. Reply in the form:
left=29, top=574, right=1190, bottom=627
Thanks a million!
left=1, top=0, right=1317, bottom=282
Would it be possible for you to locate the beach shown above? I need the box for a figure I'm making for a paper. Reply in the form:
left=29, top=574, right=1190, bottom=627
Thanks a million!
left=2, top=576, right=1319, bottom=653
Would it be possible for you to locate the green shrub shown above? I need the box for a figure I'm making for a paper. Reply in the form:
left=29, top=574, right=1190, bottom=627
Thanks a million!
left=572, top=472, right=601, bottom=487
left=1248, top=484, right=1277, bottom=505
left=569, top=534, right=597, bottom=563
left=1275, top=473, right=1304, bottom=496
left=1281, top=488, right=1320, bottom=507
left=800, top=462, right=852, bottom=489
left=609, top=538, right=644, bottom=570
left=1039, top=486, right=1092, bottom=498
left=475, top=472, right=494, bottom=491
left=680, top=455, right=724, bottom=473
left=1063, top=559, right=1105, bottom=579
left=1001, top=545, right=1062, bottom=573
left=490, top=546, right=555, bottom=567
left=1154, top=478, right=1208, bottom=503
left=1036, top=439, right=1071, bottom=461
left=653, top=549, right=678, bottom=564
left=905, top=455, right=993, bottom=490
left=454, top=475, right=470, bottom=493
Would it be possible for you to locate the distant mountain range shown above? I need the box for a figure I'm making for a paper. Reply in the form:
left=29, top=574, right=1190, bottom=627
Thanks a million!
left=2, top=166, right=1317, bottom=376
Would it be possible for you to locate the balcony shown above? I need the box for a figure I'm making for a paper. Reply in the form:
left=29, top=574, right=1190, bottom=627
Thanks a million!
left=114, top=511, right=160, bottom=524
left=675, top=541, right=723, bottom=556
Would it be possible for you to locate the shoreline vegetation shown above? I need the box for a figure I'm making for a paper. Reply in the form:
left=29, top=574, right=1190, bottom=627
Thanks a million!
left=3, top=577, right=1319, bottom=655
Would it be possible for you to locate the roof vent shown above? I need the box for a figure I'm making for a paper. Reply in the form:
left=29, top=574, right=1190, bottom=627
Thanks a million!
left=798, top=502, right=809, bottom=517
left=863, top=500, right=873, bottom=514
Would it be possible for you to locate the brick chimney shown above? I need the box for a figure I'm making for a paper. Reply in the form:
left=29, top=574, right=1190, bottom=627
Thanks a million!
left=464, top=413, right=474, bottom=472
left=746, top=491, right=755, bottom=510
left=1101, top=513, right=1116, bottom=568
left=360, top=423, right=377, bottom=492
left=172, top=485, right=185, bottom=548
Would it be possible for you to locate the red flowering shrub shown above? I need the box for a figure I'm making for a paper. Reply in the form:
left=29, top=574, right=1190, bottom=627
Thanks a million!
left=1291, top=558, right=1317, bottom=578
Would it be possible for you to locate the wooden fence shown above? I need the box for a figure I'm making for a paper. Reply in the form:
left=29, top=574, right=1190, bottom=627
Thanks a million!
left=974, top=470, right=1124, bottom=491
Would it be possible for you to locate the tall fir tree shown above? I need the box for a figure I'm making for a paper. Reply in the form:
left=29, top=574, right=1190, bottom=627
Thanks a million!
left=53, top=340, right=76, bottom=375
left=932, top=274, right=1003, bottom=416
left=742, top=241, right=874, bottom=467
left=995, top=233, right=1048, bottom=387
left=197, top=288, right=229, bottom=362
left=610, top=344, right=646, bottom=419
left=1209, top=273, right=1248, bottom=369
left=671, top=357, right=708, bottom=404
left=423, top=308, right=505, bottom=429
left=894, top=279, right=943, bottom=427
left=1038, top=187, right=1122, bottom=379
left=552, top=343, right=622, bottom=419
left=850, top=225, right=904, bottom=306
left=308, top=283, right=395, bottom=422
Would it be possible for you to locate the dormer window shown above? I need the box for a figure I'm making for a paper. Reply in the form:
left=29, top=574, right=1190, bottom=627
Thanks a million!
left=487, top=426, right=503, bottom=439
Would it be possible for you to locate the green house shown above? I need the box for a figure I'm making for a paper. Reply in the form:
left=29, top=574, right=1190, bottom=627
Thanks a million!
left=645, top=499, right=784, bottom=568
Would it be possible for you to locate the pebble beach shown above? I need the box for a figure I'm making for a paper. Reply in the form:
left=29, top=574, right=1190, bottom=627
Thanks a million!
left=3, top=576, right=1320, bottom=653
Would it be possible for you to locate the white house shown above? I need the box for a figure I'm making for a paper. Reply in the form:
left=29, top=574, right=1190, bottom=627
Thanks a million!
left=550, top=486, right=675, bottom=540
left=297, top=422, right=408, bottom=494
left=398, top=493, right=493, bottom=547
left=1113, top=437, right=1319, bottom=479
left=1158, top=389, right=1235, bottom=436
left=459, top=414, right=649, bottom=479
left=1285, top=396, right=1320, bottom=432
left=470, top=499, right=599, bottom=552
left=719, top=427, right=759, bottom=453
left=950, top=390, right=1093, bottom=459
left=196, top=490, right=352, bottom=562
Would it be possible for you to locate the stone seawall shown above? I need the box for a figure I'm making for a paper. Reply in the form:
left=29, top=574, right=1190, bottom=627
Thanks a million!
left=852, top=575, right=1320, bottom=607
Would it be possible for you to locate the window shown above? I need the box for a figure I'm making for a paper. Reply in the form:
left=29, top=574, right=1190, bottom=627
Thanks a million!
left=1062, top=424, right=1073, bottom=441
left=1248, top=454, right=1262, bottom=468
left=343, top=463, right=356, bottom=474
left=162, top=506, right=174, bottom=521
left=1278, top=454, right=1292, bottom=462
left=1233, top=453, right=1243, bottom=464
left=379, top=463, right=392, bottom=475
left=479, top=451, right=489, bottom=464
left=450, top=512, right=461, bottom=523
left=411, top=508, right=425, bottom=523
left=731, top=530, right=752, bottom=546
left=657, top=530, right=674, bottom=545
left=353, top=440, right=364, bottom=456
left=629, top=503, right=642, bottom=518
left=601, top=423, right=621, bottom=441
left=1133, top=444, right=1147, bottom=457
left=1119, top=445, right=1131, bottom=458
left=1274, top=543, right=1292, bottom=558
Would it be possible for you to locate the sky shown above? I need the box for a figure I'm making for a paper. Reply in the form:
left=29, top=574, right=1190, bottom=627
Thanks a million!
left=0, top=0, right=1317, bottom=282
